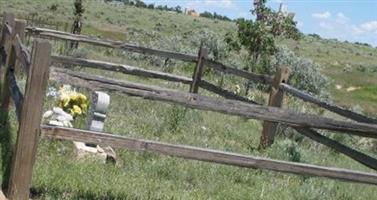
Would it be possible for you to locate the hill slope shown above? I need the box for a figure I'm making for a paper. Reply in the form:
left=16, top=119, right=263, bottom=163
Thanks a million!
left=1, top=0, right=377, bottom=199
left=3, top=0, right=377, bottom=113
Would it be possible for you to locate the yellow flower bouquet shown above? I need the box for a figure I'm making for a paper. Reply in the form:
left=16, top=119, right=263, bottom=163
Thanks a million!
left=58, top=86, right=89, bottom=118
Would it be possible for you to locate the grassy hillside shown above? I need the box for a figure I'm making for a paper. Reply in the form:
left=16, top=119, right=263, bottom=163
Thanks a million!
left=1, top=0, right=377, bottom=199
left=283, top=37, right=377, bottom=114
left=4, top=0, right=377, bottom=113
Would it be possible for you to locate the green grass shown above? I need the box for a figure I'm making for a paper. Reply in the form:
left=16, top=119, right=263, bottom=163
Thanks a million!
left=1, top=0, right=377, bottom=199
left=30, top=93, right=377, bottom=199
left=281, top=37, right=377, bottom=113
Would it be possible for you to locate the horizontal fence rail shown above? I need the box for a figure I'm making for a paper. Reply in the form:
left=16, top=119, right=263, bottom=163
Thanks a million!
left=51, top=55, right=256, bottom=104
left=1, top=13, right=375, bottom=199
left=208, top=84, right=377, bottom=171
left=52, top=47, right=377, bottom=170
left=294, top=127, right=377, bottom=171
left=49, top=67, right=377, bottom=138
left=27, top=27, right=273, bottom=85
left=205, top=60, right=273, bottom=84
left=51, top=55, right=193, bottom=84
left=280, top=83, right=377, bottom=124
left=48, top=55, right=377, bottom=171
left=26, top=27, right=198, bottom=61
left=199, top=80, right=258, bottom=104
left=40, top=125, right=377, bottom=185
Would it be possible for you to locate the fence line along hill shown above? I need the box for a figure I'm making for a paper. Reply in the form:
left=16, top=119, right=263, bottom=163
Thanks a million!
left=1, top=12, right=377, bottom=200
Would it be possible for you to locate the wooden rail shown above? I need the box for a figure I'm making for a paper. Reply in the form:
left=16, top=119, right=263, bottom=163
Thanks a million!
left=26, top=27, right=273, bottom=85
left=1, top=13, right=52, bottom=200
left=199, top=80, right=257, bottom=104
left=190, top=46, right=208, bottom=93
left=51, top=55, right=255, bottom=104
left=50, top=55, right=377, bottom=171
left=0, top=13, right=16, bottom=112
left=211, top=85, right=377, bottom=171
left=51, top=55, right=193, bottom=84
left=280, top=83, right=377, bottom=124
left=294, top=127, right=377, bottom=171
left=206, top=60, right=273, bottom=84
left=1, top=13, right=377, bottom=199
left=7, top=71, right=23, bottom=120
left=3, top=24, right=12, bottom=36
left=27, top=27, right=198, bottom=61
left=7, top=39, right=51, bottom=200
left=40, top=125, right=377, bottom=185
left=260, top=67, right=290, bottom=148
left=50, top=68, right=377, bottom=138
left=12, top=34, right=30, bottom=73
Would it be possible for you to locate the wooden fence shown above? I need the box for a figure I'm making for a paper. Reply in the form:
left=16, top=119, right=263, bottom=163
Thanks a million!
left=1, top=12, right=377, bottom=199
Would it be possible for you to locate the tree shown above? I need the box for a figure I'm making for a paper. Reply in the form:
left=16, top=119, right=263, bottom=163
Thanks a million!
left=134, top=0, right=146, bottom=8
left=200, top=11, right=213, bottom=19
left=71, top=0, right=84, bottom=49
left=175, top=6, right=182, bottom=13
left=147, top=3, right=154, bottom=9
left=225, top=0, right=300, bottom=74
left=225, top=1, right=300, bottom=96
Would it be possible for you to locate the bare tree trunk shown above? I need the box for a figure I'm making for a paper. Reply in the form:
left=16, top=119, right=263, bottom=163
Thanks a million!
left=71, top=0, right=84, bottom=49
left=70, top=17, right=82, bottom=49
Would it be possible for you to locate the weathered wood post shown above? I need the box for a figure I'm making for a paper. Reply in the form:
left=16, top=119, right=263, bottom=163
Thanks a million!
left=0, top=13, right=15, bottom=66
left=189, top=46, right=208, bottom=93
left=2, top=19, right=26, bottom=113
left=7, top=39, right=51, bottom=200
left=259, top=67, right=290, bottom=149
left=14, top=19, right=26, bottom=77
left=0, top=13, right=15, bottom=114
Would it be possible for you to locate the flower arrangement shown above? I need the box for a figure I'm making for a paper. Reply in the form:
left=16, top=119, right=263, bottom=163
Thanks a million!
left=58, top=85, right=88, bottom=118
left=234, top=84, right=241, bottom=95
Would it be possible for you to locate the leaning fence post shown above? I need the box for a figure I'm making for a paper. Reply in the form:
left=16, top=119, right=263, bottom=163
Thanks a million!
left=189, top=46, right=208, bottom=93
left=0, top=13, right=15, bottom=115
left=1, top=19, right=26, bottom=113
left=7, top=39, right=51, bottom=200
left=14, top=19, right=26, bottom=77
left=259, top=67, right=290, bottom=149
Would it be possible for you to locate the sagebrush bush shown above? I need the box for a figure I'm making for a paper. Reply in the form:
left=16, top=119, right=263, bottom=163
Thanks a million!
left=271, top=46, right=330, bottom=99
left=69, top=47, right=90, bottom=59
left=195, top=30, right=228, bottom=62
left=165, top=105, right=187, bottom=132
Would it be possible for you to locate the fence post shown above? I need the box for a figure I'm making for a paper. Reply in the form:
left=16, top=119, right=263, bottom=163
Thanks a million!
left=259, top=67, right=290, bottom=149
left=0, top=13, right=15, bottom=114
left=189, top=46, right=208, bottom=93
left=7, top=39, right=51, bottom=200
left=14, top=19, right=26, bottom=77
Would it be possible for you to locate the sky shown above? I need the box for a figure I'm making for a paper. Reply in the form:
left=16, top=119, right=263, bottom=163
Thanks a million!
left=143, top=0, right=377, bottom=47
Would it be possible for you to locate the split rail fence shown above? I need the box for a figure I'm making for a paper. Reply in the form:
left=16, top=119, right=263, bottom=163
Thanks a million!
left=1, top=12, right=377, bottom=199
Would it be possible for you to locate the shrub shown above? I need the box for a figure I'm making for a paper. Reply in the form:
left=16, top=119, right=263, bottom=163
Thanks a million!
left=165, top=106, right=187, bottom=132
left=271, top=46, right=330, bottom=99
left=69, top=47, right=90, bottom=59
left=196, top=30, right=228, bottom=62
left=308, top=33, right=321, bottom=39
left=49, top=3, right=58, bottom=11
